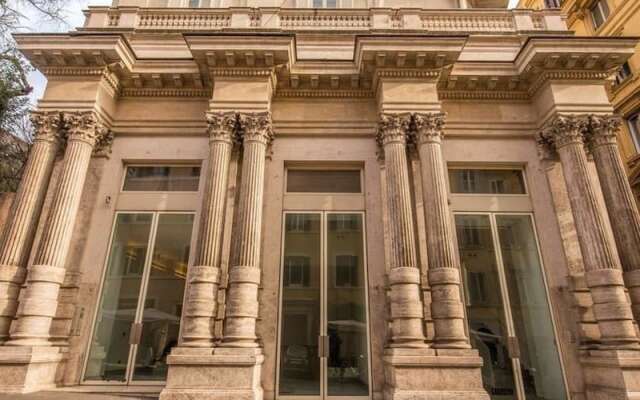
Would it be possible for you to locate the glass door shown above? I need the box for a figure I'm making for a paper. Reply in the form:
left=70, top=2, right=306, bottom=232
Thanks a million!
left=455, top=213, right=567, bottom=400
left=84, top=212, right=194, bottom=384
left=278, top=212, right=371, bottom=400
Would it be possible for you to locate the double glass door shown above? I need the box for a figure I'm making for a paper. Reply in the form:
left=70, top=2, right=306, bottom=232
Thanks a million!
left=84, top=212, right=194, bottom=383
left=278, top=212, right=371, bottom=399
left=455, top=213, right=567, bottom=400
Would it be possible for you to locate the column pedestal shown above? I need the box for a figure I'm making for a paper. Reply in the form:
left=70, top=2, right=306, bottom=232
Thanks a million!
left=581, top=349, right=640, bottom=400
left=383, top=348, right=488, bottom=400
left=0, top=345, right=64, bottom=394
left=161, top=347, right=264, bottom=400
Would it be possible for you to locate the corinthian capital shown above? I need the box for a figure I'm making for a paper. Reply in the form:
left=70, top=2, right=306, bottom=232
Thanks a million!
left=30, top=111, right=64, bottom=143
left=206, top=111, right=238, bottom=144
left=413, top=112, right=446, bottom=145
left=63, top=111, right=112, bottom=153
left=376, top=113, right=411, bottom=148
left=238, top=112, right=273, bottom=145
left=540, top=114, right=589, bottom=149
left=585, top=114, right=622, bottom=149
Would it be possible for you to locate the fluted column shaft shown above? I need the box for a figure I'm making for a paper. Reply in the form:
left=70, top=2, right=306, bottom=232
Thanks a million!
left=586, top=115, right=640, bottom=323
left=378, top=113, right=426, bottom=348
left=0, top=113, right=63, bottom=343
left=541, top=115, right=638, bottom=348
left=180, top=112, right=236, bottom=348
left=7, top=111, right=110, bottom=347
left=221, top=112, right=272, bottom=348
left=414, top=113, right=470, bottom=349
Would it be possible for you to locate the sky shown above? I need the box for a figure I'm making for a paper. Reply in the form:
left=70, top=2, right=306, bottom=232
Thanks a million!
left=24, top=0, right=520, bottom=104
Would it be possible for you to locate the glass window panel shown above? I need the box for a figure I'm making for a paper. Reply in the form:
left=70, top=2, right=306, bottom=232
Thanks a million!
left=132, top=213, right=194, bottom=381
left=496, top=215, right=567, bottom=400
left=123, top=166, right=201, bottom=192
left=456, top=215, right=517, bottom=399
left=327, top=213, right=369, bottom=396
left=85, top=213, right=153, bottom=381
left=449, top=169, right=526, bottom=194
left=286, top=169, right=361, bottom=193
left=279, top=214, right=322, bottom=396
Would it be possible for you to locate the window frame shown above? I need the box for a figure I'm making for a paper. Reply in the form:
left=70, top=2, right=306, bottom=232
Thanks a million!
left=544, top=0, right=561, bottom=8
left=447, top=166, right=529, bottom=197
left=615, top=62, right=633, bottom=86
left=590, top=0, right=610, bottom=30
left=627, top=113, right=640, bottom=153
left=284, top=166, right=364, bottom=195
left=121, top=163, right=202, bottom=194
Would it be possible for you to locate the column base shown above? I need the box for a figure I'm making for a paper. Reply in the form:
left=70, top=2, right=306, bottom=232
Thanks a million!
left=160, top=346, right=264, bottom=400
left=0, top=346, right=64, bottom=393
left=383, top=347, right=489, bottom=400
left=581, top=349, right=640, bottom=400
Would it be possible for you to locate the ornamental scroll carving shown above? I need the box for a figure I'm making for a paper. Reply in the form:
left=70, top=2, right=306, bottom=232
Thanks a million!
left=585, top=115, right=622, bottom=149
left=540, top=114, right=589, bottom=149
left=30, top=111, right=65, bottom=144
left=238, top=111, right=274, bottom=145
left=376, top=113, right=411, bottom=147
left=412, top=112, right=447, bottom=145
left=63, top=111, right=113, bottom=155
left=206, top=111, right=239, bottom=144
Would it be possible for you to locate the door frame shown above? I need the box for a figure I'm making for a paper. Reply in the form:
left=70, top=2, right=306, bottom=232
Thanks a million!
left=275, top=211, right=373, bottom=400
left=81, top=211, right=195, bottom=386
left=454, top=211, right=570, bottom=400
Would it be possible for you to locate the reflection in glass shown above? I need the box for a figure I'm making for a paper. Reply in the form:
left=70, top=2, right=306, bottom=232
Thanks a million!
left=123, top=166, right=201, bottom=192
left=132, top=214, right=193, bottom=381
left=279, top=214, right=322, bottom=396
left=85, top=213, right=153, bottom=381
left=327, top=214, right=369, bottom=397
left=456, top=215, right=517, bottom=399
left=448, top=169, right=526, bottom=194
left=286, top=170, right=361, bottom=194
left=496, top=215, right=567, bottom=400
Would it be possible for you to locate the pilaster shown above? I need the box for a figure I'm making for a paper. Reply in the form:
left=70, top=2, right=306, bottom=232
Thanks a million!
left=0, top=112, right=64, bottom=343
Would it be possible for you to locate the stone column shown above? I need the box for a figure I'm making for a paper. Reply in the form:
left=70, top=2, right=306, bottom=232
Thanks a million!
left=220, top=111, right=272, bottom=348
left=180, top=112, right=237, bottom=348
left=585, top=115, right=640, bottom=323
left=0, top=112, right=63, bottom=343
left=541, top=114, right=638, bottom=348
left=413, top=112, right=470, bottom=349
left=377, top=113, right=427, bottom=349
left=6, top=111, right=111, bottom=347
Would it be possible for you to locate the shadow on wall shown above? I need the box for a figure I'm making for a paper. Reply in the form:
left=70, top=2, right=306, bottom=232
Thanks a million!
left=0, top=193, right=15, bottom=234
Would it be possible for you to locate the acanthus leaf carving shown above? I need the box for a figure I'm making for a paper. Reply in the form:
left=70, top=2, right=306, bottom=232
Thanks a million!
left=376, top=113, right=412, bottom=148
left=63, top=111, right=113, bottom=154
left=238, top=111, right=273, bottom=146
left=540, top=114, right=589, bottom=149
left=412, top=112, right=447, bottom=145
left=586, top=114, right=622, bottom=149
left=30, top=111, right=65, bottom=144
left=206, top=111, right=238, bottom=144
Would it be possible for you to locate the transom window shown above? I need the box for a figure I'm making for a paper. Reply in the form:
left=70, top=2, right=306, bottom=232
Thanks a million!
left=628, top=113, right=640, bottom=153
left=123, top=165, right=201, bottom=192
left=448, top=168, right=527, bottom=195
left=590, top=0, right=610, bottom=30
left=286, top=169, right=362, bottom=194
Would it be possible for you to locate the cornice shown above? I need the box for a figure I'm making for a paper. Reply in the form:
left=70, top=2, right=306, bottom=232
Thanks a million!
left=121, top=87, right=210, bottom=97
left=528, top=70, right=610, bottom=96
left=439, top=90, right=529, bottom=101
left=276, top=89, right=373, bottom=98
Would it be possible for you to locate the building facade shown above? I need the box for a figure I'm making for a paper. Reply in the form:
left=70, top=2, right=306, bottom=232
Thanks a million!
left=518, top=0, right=640, bottom=204
left=1, top=1, right=640, bottom=399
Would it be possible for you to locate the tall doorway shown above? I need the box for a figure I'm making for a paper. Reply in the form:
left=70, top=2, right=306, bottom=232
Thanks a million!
left=277, top=212, right=371, bottom=400
left=83, top=212, right=194, bottom=384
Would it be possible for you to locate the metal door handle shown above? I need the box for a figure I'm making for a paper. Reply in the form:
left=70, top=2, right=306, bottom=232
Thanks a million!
left=129, top=322, right=143, bottom=345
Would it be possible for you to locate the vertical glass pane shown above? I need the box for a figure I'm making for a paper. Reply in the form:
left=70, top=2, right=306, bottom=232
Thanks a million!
left=132, top=213, right=194, bottom=381
left=85, top=213, right=153, bottom=381
left=327, top=213, right=369, bottom=397
left=456, top=215, right=517, bottom=400
left=279, top=214, right=322, bottom=396
left=496, top=215, right=567, bottom=400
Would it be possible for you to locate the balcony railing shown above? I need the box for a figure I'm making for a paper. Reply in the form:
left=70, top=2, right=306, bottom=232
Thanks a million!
left=82, top=7, right=567, bottom=33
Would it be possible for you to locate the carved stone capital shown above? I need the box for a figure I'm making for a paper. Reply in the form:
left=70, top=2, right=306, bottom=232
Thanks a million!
left=63, top=111, right=112, bottom=154
left=376, top=113, right=411, bottom=148
left=540, top=114, right=589, bottom=149
left=413, top=112, right=446, bottom=145
left=206, top=111, right=238, bottom=144
left=536, top=133, right=558, bottom=162
left=586, top=114, right=622, bottom=149
left=238, top=111, right=273, bottom=145
left=30, top=111, right=64, bottom=144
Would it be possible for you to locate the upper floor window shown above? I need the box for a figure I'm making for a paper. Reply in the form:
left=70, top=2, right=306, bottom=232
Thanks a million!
left=286, top=169, right=362, bottom=193
left=544, top=0, right=561, bottom=8
left=448, top=168, right=527, bottom=195
left=615, top=62, right=633, bottom=86
left=628, top=113, right=640, bottom=153
left=590, top=0, right=610, bottom=30
left=313, top=0, right=337, bottom=7
left=123, top=165, right=201, bottom=192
